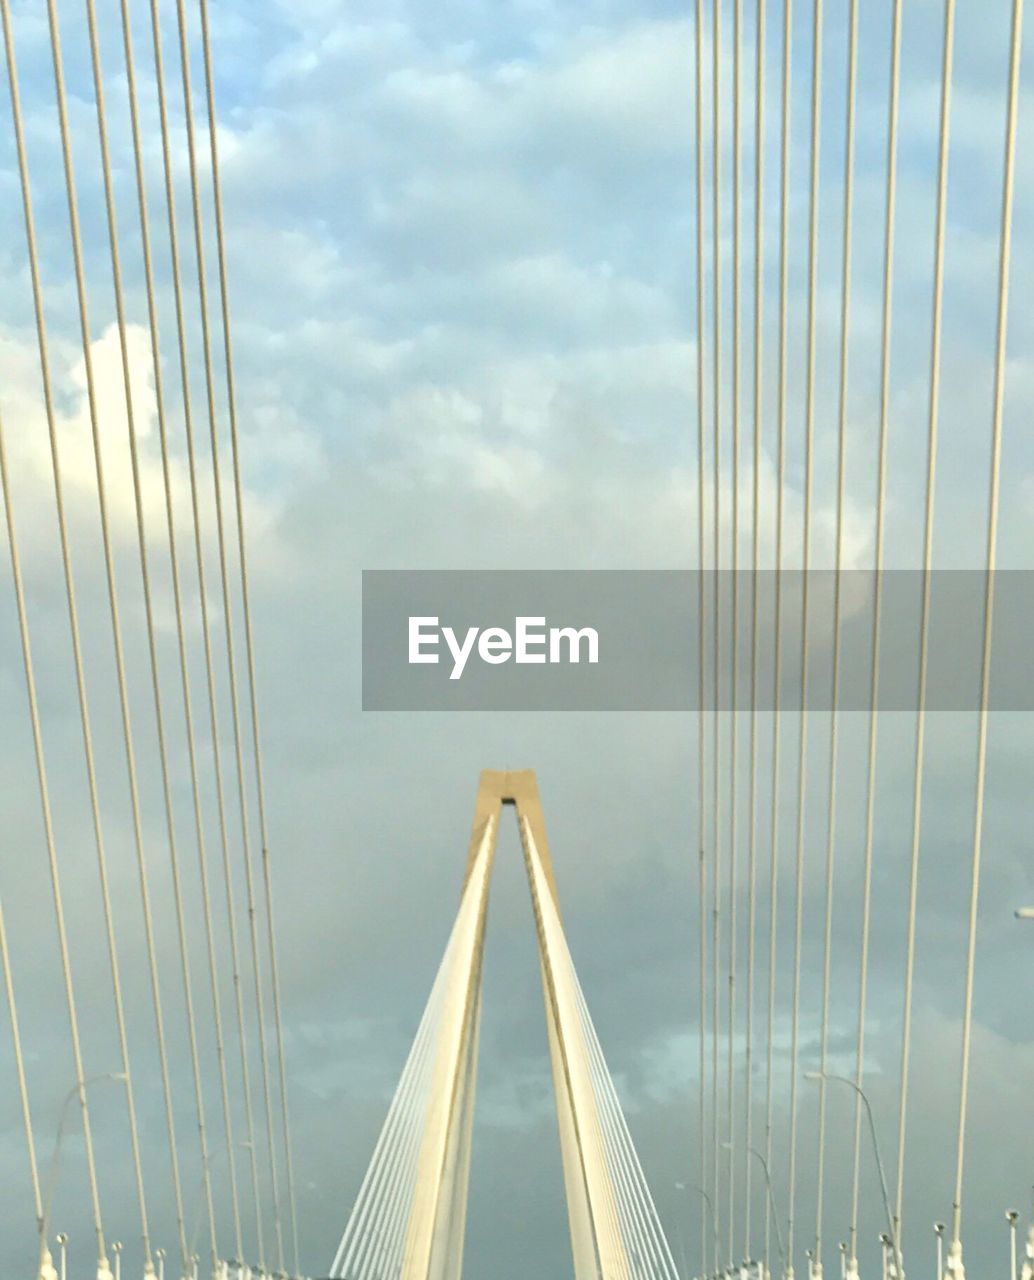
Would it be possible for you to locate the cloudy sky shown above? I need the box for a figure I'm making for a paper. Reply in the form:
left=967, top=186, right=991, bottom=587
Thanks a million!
left=1, top=0, right=1034, bottom=1278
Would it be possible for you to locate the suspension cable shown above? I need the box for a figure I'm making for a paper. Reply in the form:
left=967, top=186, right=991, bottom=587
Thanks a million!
left=0, top=448, right=81, bottom=1258
left=80, top=0, right=227, bottom=1266
left=2, top=3, right=144, bottom=1268
left=786, top=0, right=822, bottom=1266
left=951, top=0, right=1024, bottom=1253
left=848, top=0, right=902, bottom=1265
left=114, top=0, right=248, bottom=1263
left=196, top=0, right=303, bottom=1267
left=893, top=0, right=955, bottom=1250
left=694, top=0, right=711, bottom=1274
left=171, top=0, right=287, bottom=1268
left=744, top=0, right=764, bottom=1260
left=814, top=0, right=857, bottom=1264
left=0, top=586, right=42, bottom=1236
left=764, top=0, right=791, bottom=1267
left=0, top=406, right=105, bottom=1266
left=711, top=1, right=724, bottom=1268
left=728, top=0, right=743, bottom=1261
left=143, top=0, right=269, bottom=1265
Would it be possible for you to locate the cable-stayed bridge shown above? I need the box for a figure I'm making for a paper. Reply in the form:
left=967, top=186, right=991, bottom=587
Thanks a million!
left=1, top=0, right=1034, bottom=1279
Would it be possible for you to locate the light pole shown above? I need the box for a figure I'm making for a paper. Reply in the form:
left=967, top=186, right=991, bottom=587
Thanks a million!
left=1015, top=908, right=1034, bottom=920
left=1008, top=1212, right=1019, bottom=1279
left=55, top=1232, right=68, bottom=1280
left=721, top=1141, right=786, bottom=1275
left=673, top=1213, right=690, bottom=1280
left=677, top=1179, right=721, bottom=1277
left=156, top=1249, right=165, bottom=1280
left=38, top=1072, right=128, bottom=1277
left=112, top=1241, right=122, bottom=1280
left=804, top=1072, right=902, bottom=1280
left=186, top=1138, right=253, bottom=1278
left=934, top=1223, right=945, bottom=1278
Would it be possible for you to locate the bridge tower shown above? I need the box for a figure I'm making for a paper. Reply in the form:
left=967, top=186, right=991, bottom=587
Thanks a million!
left=329, top=771, right=678, bottom=1280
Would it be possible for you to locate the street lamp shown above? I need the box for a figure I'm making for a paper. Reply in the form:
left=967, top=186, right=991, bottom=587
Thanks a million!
left=1015, top=908, right=1034, bottom=920
left=669, top=1185, right=690, bottom=1280
left=186, top=1141, right=255, bottom=1280
left=675, top=1224, right=689, bottom=1280
left=155, top=1248, right=165, bottom=1280
left=721, top=1142, right=786, bottom=1273
left=111, top=1241, right=122, bottom=1280
left=1008, top=1212, right=1020, bottom=1278
left=39, top=1072, right=128, bottom=1278
left=804, top=1072, right=902, bottom=1280
left=676, top=1179, right=721, bottom=1277
left=878, top=1233, right=891, bottom=1280
left=55, top=1233, right=68, bottom=1280
left=934, top=1223, right=945, bottom=1278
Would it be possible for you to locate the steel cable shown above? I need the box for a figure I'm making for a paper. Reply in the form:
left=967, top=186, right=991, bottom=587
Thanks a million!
left=113, top=0, right=248, bottom=1262
left=170, top=1, right=287, bottom=1267
left=693, top=0, right=710, bottom=1273
left=892, top=0, right=956, bottom=1252
left=143, top=0, right=270, bottom=1265
left=950, top=0, right=1024, bottom=1256
left=195, top=1, right=304, bottom=1266
left=744, top=0, right=765, bottom=1260
left=0, top=599, right=43, bottom=1237
left=711, top=1, right=724, bottom=1265
left=79, top=0, right=226, bottom=1265
left=728, top=0, right=743, bottom=1259
left=786, top=0, right=822, bottom=1264
left=848, top=0, right=902, bottom=1267
left=2, top=2, right=162, bottom=1268
left=763, top=0, right=792, bottom=1267
left=813, top=0, right=857, bottom=1263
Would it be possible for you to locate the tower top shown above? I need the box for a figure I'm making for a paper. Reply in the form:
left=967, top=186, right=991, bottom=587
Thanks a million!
left=462, top=769, right=559, bottom=905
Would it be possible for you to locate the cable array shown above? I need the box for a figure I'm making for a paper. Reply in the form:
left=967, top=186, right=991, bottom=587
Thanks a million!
left=0, top=1, right=300, bottom=1275
left=331, top=791, right=686, bottom=1280
left=691, top=2, right=1029, bottom=1278
left=329, top=905, right=466, bottom=1280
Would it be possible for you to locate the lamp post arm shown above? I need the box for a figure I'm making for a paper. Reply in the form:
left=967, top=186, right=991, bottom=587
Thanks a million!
left=39, top=1073, right=127, bottom=1261
left=817, top=1073, right=901, bottom=1278
left=749, top=1146, right=785, bottom=1267
left=858, top=1088, right=903, bottom=1278
left=684, top=1183, right=722, bottom=1275
left=857, top=1087, right=894, bottom=1246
